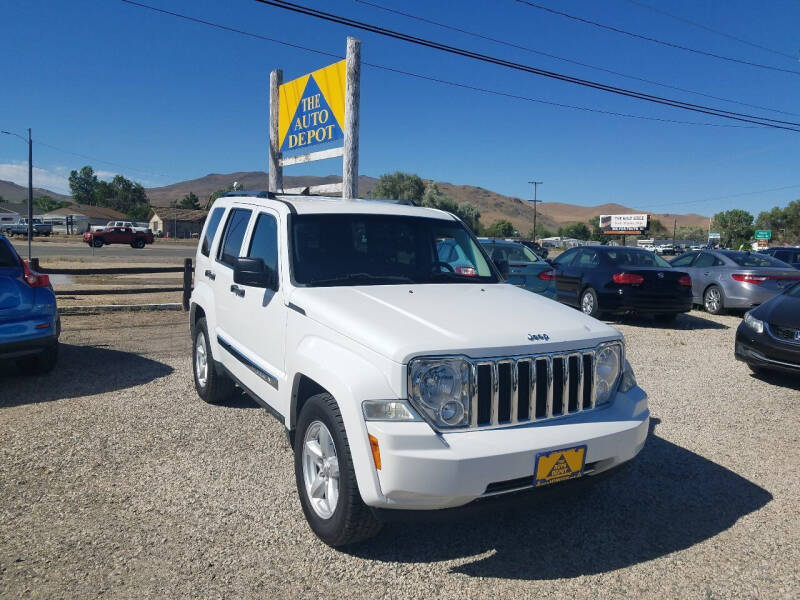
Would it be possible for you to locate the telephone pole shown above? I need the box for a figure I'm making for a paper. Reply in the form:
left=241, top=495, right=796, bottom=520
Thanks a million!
left=528, top=180, right=543, bottom=241
left=1, top=128, right=33, bottom=261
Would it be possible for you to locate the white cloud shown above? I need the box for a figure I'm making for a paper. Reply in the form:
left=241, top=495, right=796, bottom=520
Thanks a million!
left=0, top=161, right=70, bottom=194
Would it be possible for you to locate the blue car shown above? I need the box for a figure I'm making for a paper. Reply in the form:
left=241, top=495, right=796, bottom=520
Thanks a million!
left=0, top=234, right=60, bottom=374
left=479, top=238, right=556, bottom=299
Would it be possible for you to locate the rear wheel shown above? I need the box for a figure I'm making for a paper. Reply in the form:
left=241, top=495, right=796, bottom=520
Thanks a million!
left=16, top=342, right=59, bottom=375
left=704, top=285, right=725, bottom=315
left=133, top=238, right=145, bottom=249
left=295, top=393, right=382, bottom=546
left=192, top=317, right=234, bottom=404
left=580, top=288, right=601, bottom=318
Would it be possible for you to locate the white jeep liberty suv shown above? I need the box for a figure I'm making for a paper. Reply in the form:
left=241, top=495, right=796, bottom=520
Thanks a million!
left=190, top=192, right=649, bottom=546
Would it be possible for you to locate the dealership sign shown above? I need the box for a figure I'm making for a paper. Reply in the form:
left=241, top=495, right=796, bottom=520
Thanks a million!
left=279, top=60, right=346, bottom=152
left=599, top=214, right=650, bottom=235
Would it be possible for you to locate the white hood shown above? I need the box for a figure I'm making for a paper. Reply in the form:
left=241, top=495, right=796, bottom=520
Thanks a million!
left=289, top=283, right=621, bottom=364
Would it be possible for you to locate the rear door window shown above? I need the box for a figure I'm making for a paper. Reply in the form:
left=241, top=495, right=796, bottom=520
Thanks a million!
left=0, top=239, right=20, bottom=268
left=217, top=208, right=252, bottom=267
left=671, top=252, right=697, bottom=267
left=201, top=207, right=225, bottom=257
left=693, top=253, right=717, bottom=268
left=575, top=249, right=600, bottom=268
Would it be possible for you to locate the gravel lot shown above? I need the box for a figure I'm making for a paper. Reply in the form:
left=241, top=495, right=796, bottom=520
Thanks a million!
left=1, top=310, right=798, bottom=599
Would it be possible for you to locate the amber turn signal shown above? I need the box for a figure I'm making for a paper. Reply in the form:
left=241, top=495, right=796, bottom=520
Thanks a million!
left=368, top=434, right=381, bottom=470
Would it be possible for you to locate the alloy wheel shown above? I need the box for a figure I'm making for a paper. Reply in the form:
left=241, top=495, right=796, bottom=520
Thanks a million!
left=705, top=288, right=721, bottom=313
left=195, top=334, right=208, bottom=388
left=581, top=292, right=595, bottom=314
left=302, top=420, right=340, bottom=520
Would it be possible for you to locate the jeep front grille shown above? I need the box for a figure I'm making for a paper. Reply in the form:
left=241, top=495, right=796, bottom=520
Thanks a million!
left=468, top=351, right=598, bottom=429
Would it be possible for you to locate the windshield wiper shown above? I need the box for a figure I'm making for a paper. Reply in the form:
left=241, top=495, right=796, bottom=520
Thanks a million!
left=307, top=273, right=415, bottom=286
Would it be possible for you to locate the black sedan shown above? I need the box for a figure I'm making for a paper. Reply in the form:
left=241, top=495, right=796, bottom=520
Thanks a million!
left=735, top=282, right=800, bottom=376
left=550, top=245, right=693, bottom=321
left=760, top=247, right=800, bottom=269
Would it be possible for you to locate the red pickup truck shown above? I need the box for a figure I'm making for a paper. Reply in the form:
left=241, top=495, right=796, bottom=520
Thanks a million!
left=83, top=226, right=154, bottom=249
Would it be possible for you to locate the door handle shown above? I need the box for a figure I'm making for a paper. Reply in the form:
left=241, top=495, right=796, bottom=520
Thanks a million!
left=230, top=284, right=245, bottom=297
left=204, top=269, right=216, bottom=280
left=703, top=272, right=710, bottom=276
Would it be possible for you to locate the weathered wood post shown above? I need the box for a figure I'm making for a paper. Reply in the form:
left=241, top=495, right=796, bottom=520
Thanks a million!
left=269, top=69, right=283, bottom=194
left=343, top=37, right=361, bottom=199
left=182, top=258, right=192, bottom=311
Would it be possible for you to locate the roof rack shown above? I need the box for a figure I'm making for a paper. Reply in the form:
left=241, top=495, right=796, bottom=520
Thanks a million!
left=222, top=190, right=275, bottom=198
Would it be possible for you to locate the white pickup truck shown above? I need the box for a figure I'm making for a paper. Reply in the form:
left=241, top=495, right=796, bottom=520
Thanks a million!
left=189, top=192, right=649, bottom=546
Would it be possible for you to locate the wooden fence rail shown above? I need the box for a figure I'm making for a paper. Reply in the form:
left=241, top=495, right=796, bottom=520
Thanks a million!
left=30, top=258, right=194, bottom=310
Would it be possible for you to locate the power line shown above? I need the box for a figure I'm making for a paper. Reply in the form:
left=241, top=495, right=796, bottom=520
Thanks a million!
left=355, top=0, right=800, bottom=118
left=34, top=140, right=168, bottom=179
left=116, top=0, right=758, bottom=129
left=514, top=0, right=800, bottom=77
left=251, top=0, right=800, bottom=131
left=624, top=0, right=798, bottom=61
left=635, top=183, right=800, bottom=210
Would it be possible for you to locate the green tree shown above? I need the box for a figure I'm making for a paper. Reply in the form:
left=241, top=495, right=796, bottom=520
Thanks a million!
left=675, top=226, right=706, bottom=241
left=68, top=165, right=99, bottom=204
left=649, top=218, right=669, bottom=236
left=372, top=172, right=425, bottom=204
left=179, top=192, right=200, bottom=209
left=587, top=216, right=605, bottom=241
left=756, top=199, right=800, bottom=244
left=33, top=195, right=71, bottom=212
left=420, top=182, right=482, bottom=232
left=93, top=173, right=150, bottom=219
left=207, top=185, right=238, bottom=208
left=558, top=222, right=591, bottom=240
left=485, top=219, right=515, bottom=238
left=127, top=203, right=151, bottom=221
left=712, top=209, right=754, bottom=248
left=529, top=227, right=555, bottom=240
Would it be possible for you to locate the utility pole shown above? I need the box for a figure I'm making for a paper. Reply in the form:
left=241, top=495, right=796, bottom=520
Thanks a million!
left=672, top=218, right=677, bottom=248
left=1, top=128, right=33, bottom=261
left=528, top=180, right=543, bottom=240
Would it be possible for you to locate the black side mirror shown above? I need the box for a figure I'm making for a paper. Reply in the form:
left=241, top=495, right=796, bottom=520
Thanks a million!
left=494, top=258, right=509, bottom=278
left=234, top=257, right=277, bottom=290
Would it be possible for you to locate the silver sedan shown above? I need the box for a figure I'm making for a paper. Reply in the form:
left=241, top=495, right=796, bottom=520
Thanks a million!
left=670, top=250, right=800, bottom=314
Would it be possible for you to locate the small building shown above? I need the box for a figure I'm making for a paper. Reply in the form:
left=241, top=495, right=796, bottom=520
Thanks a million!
left=149, top=208, right=208, bottom=238
left=0, top=206, right=21, bottom=227
left=42, top=204, right=128, bottom=233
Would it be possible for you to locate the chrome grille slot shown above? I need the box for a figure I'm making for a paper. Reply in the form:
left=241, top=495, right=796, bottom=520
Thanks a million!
left=471, top=349, right=599, bottom=430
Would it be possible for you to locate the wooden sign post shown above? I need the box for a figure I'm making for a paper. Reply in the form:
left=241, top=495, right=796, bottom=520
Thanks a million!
left=269, top=37, right=361, bottom=198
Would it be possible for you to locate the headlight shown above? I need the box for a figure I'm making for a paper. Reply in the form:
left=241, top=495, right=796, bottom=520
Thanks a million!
left=408, top=358, right=471, bottom=428
left=744, top=311, right=764, bottom=334
left=595, top=342, right=622, bottom=406
left=362, top=400, right=420, bottom=421
left=618, top=359, right=637, bottom=394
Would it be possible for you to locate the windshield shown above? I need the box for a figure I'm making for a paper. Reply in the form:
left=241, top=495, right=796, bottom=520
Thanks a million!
left=605, top=248, right=672, bottom=267
left=722, top=251, right=790, bottom=268
left=291, top=214, right=497, bottom=286
left=482, top=242, right=541, bottom=263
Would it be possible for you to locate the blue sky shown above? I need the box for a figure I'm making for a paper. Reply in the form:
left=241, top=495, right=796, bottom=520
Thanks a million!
left=1, top=0, right=799, bottom=217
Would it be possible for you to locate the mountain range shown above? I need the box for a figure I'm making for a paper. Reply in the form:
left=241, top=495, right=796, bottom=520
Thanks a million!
left=0, top=173, right=709, bottom=232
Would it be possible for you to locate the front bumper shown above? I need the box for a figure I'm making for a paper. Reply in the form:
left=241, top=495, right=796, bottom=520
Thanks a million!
left=365, top=386, right=649, bottom=510
left=735, top=322, right=800, bottom=374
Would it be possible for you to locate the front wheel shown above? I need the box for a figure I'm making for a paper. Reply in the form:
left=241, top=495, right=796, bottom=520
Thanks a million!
left=192, top=317, right=234, bottom=404
left=295, top=393, right=382, bottom=546
left=580, top=288, right=601, bottom=318
left=704, top=285, right=725, bottom=315
left=92, top=238, right=103, bottom=248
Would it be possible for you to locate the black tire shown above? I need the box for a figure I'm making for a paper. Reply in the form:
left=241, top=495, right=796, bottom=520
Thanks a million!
left=192, top=317, right=234, bottom=404
left=294, top=393, right=382, bottom=547
left=580, top=287, right=601, bottom=318
left=654, top=313, right=679, bottom=324
left=16, top=342, right=59, bottom=375
left=92, top=238, right=103, bottom=248
left=133, top=238, right=145, bottom=249
left=703, top=285, right=725, bottom=315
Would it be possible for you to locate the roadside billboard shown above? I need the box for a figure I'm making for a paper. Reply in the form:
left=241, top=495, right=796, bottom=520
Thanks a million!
left=599, top=214, right=649, bottom=235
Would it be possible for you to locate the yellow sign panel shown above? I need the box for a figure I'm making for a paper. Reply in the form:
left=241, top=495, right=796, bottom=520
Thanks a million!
left=279, top=60, right=346, bottom=152
left=533, top=445, right=586, bottom=487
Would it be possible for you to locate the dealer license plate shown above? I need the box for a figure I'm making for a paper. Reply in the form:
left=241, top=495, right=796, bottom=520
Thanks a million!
left=533, top=445, right=587, bottom=487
